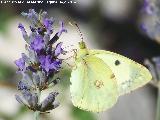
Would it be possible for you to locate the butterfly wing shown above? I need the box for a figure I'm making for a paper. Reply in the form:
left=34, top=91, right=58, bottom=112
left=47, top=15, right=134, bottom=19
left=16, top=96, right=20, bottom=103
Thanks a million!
left=70, top=56, right=118, bottom=112
left=90, top=50, right=152, bottom=96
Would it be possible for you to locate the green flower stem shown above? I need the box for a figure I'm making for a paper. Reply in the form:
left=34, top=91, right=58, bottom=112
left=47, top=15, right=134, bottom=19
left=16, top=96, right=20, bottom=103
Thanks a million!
left=34, top=111, right=40, bottom=120
left=34, top=89, right=41, bottom=120
left=156, top=86, right=160, bottom=120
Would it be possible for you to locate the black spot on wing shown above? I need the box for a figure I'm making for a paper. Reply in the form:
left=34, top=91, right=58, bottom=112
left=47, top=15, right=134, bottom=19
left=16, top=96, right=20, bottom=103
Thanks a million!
left=115, top=60, right=120, bottom=66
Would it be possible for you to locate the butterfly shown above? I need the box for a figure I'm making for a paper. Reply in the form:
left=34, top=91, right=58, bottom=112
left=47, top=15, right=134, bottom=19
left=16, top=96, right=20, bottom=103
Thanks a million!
left=69, top=23, right=152, bottom=112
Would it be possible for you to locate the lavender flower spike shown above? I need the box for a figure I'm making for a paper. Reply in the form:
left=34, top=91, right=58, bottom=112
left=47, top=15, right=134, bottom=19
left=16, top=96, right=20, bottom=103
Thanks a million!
left=15, top=9, right=67, bottom=119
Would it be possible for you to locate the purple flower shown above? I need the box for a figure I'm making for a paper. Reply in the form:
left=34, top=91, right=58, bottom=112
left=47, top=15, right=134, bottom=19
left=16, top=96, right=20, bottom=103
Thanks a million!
left=16, top=9, right=67, bottom=112
left=144, top=57, right=160, bottom=88
left=22, top=9, right=38, bottom=25
left=143, top=0, right=156, bottom=15
left=15, top=95, right=25, bottom=105
left=52, top=59, right=62, bottom=70
left=30, top=26, right=36, bottom=32
left=18, top=81, right=30, bottom=90
left=40, top=92, right=59, bottom=111
left=18, top=23, right=29, bottom=43
left=43, top=18, right=54, bottom=33
left=15, top=58, right=25, bottom=71
left=54, top=42, right=63, bottom=56
left=22, top=90, right=38, bottom=108
left=57, top=21, right=67, bottom=37
left=30, top=34, right=44, bottom=51
left=140, top=24, right=148, bottom=32
left=39, top=55, right=61, bottom=72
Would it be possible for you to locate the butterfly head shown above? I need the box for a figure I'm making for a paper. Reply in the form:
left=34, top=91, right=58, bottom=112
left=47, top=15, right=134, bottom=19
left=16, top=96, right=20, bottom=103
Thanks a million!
left=78, top=41, right=86, bottom=49
left=75, top=41, right=89, bottom=60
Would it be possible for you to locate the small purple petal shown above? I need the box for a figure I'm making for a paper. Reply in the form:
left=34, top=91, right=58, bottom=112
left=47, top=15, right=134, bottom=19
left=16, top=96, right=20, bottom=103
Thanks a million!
left=18, top=81, right=30, bottom=90
left=41, top=11, right=48, bottom=21
left=38, top=71, right=47, bottom=86
left=54, top=42, right=63, bottom=56
left=39, top=55, right=45, bottom=67
left=30, top=26, right=36, bottom=32
left=31, top=93, right=38, bottom=108
left=50, top=59, right=62, bottom=70
left=21, top=53, right=30, bottom=64
left=143, top=0, right=155, bottom=15
left=32, top=73, right=40, bottom=86
left=43, top=18, right=54, bottom=34
left=15, top=95, right=24, bottom=104
left=22, top=90, right=38, bottom=108
left=43, top=18, right=54, bottom=29
left=15, top=58, right=25, bottom=70
left=140, top=24, right=147, bottom=32
left=57, top=21, right=67, bottom=37
left=22, top=9, right=38, bottom=25
left=22, top=90, right=32, bottom=104
left=30, top=34, right=44, bottom=51
left=40, top=92, right=59, bottom=111
left=39, top=55, right=61, bottom=72
left=18, top=23, right=29, bottom=43
left=39, top=55, right=49, bottom=72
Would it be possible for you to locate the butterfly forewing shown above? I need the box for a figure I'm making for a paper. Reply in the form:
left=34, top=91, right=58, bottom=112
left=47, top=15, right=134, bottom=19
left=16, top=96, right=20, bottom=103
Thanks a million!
left=90, top=50, right=152, bottom=95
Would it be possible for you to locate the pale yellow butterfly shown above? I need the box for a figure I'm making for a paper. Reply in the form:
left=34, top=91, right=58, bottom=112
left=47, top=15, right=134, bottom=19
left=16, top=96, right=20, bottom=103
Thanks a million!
left=70, top=23, right=152, bottom=112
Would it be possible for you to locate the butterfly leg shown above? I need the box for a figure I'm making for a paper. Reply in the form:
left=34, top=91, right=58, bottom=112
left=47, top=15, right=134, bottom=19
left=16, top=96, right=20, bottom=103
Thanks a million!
left=62, top=61, right=76, bottom=69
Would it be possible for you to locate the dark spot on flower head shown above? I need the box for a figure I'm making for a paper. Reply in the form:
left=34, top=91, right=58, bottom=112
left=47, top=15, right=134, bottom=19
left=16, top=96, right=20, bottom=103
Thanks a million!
left=18, top=81, right=30, bottom=90
left=30, top=26, right=36, bottom=32
left=27, top=66, right=37, bottom=72
left=18, top=23, right=24, bottom=29
left=115, top=60, right=120, bottom=66
left=46, top=45, right=52, bottom=55
left=38, top=27, right=46, bottom=35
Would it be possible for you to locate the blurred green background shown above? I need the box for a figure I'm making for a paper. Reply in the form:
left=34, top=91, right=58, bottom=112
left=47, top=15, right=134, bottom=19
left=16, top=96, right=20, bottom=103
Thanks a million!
left=0, top=0, right=160, bottom=120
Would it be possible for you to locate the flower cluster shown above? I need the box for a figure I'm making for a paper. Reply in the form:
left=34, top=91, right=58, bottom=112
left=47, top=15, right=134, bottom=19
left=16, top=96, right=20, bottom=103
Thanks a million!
left=144, top=57, right=160, bottom=88
left=141, top=0, right=160, bottom=41
left=15, top=9, right=67, bottom=112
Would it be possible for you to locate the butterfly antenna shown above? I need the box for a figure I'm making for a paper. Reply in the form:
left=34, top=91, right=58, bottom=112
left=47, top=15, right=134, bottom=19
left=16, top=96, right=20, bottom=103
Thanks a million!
left=69, top=22, right=84, bottom=42
left=75, top=23, right=84, bottom=42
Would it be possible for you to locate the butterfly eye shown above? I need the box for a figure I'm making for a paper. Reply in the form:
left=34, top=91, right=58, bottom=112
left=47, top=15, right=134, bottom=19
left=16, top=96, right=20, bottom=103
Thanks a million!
left=115, top=60, right=120, bottom=66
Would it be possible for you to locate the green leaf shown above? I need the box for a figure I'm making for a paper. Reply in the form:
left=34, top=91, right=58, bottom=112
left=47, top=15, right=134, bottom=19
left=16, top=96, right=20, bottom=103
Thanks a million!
left=71, top=107, right=97, bottom=120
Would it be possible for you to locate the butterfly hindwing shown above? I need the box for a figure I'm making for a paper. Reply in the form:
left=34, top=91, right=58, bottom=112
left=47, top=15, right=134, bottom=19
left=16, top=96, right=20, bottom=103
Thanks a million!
left=70, top=56, right=118, bottom=112
left=90, top=50, right=152, bottom=95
